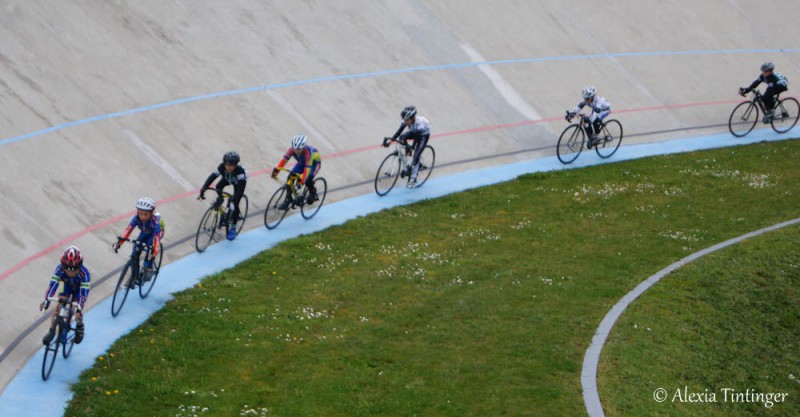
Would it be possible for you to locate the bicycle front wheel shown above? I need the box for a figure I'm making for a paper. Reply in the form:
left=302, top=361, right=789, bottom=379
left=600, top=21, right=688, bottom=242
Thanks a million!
left=232, top=194, right=249, bottom=238
left=111, top=261, right=133, bottom=317
left=728, top=101, right=758, bottom=137
left=557, top=124, right=585, bottom=164
left=374, top=152, right=401, bottom=196
left=41, top=322, right=61, bottom=381
left=413, top=145, right=436, bottom=188
left=771, top=97, right=800, bottom=133
left=195, top=205, right=220, bottom=253
left=594, top=120, right=623, bottom=158
left=264, top=186, right=289, bottom=229
left=139, top=244, right=163, bottom=299
left=301, top=177, right=327, bottom=220
left=62, top=321, right=75, bottom=359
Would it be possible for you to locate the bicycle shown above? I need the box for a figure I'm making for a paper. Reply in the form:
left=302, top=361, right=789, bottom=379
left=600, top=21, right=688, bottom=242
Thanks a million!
left=110, top=237, right=164, bottom=317
left=41, top=296, right=80, bottom=381
left=264, top=167, right=328, bottom=229
left=557, top=112, right=623, bottom=165
left=728, top=89, right=799, bottom=137
left=374, top=137, right=436, bottom=196
left=195, top=190, right=250, bottom=253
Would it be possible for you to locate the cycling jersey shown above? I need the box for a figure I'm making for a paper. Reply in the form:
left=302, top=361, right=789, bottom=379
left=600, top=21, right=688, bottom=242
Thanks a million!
left=120, top=212, right=163, bottom=257
left=43, top=264, right=91, bottom=310
left=392, top=116, right=431, bottom=142
left=747, top=72, right=788, bottom=90
left=202, top=163, right=248, bottom=188
left=572, top=97, right=612, bottom=120
left=277, top=145, right=321, bottom=184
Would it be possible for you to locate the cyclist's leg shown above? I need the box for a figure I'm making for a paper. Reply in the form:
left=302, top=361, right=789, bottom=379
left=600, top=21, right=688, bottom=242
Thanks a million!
left=230, top=181, right=246, bottom=224
left=136, top=232, right=155, bottom=279
left=410, top=133, right=430, bottom=181
left=305, top=162, right=321, bottom=203
left=762, top=86, right=786, bottom=114
left=213, top=179, right=229, bottom=207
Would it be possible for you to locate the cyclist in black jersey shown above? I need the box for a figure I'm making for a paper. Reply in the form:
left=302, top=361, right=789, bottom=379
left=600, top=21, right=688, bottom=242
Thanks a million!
left=198, top=151, right=248, bottom=240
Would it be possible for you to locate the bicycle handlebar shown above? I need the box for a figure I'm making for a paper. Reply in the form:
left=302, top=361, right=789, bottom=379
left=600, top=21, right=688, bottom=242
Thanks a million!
left=113, top=236, right=153, bottom=253
left=43, top=297, right=81, bottom=312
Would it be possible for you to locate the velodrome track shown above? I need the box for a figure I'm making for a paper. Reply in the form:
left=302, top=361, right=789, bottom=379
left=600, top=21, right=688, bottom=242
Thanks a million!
left=1, top=0, right=799, bottom=412
left=0, top=126, right=797, bottom=417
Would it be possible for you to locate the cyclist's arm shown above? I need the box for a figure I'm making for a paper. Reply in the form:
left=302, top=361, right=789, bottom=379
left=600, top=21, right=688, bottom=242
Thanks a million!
left=43, top=269, right=61, bottom=301
left=744, top=76, right=762, bottom=92
left=77, top=267, right=91, bottom=310
left=276, top=148, right=293, bottom=170
left=150, top=218, right=162, bottom=258
left=570, top=101, right=586, bottom=115
left=200, top=170, right=221, bottom=193
left=390, top=122, right=405, bottom=141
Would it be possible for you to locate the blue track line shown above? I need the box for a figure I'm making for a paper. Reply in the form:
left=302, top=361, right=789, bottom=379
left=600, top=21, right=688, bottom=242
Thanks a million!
left=2, top=48, right=799, bottom=147
left=0, top=126, right=797, bottom=416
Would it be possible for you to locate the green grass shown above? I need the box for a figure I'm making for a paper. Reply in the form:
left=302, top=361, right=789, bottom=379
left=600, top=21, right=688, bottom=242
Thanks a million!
left=66, top=140, right=800, bottom=417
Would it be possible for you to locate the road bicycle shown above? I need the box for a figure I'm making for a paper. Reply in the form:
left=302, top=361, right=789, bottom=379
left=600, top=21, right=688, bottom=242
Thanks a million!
left=557, top=112, right=623, bottom=165
left=195, top=190, right=249, bottom=253
left=728, top=89, right=799, bottom=137
left=264, top=167, right=328, bottom=229
left=110, top=237, right=164, bottom=317
left=374, top=137, right=435, bottom=196
left=41, top=296, right=79, bottom=381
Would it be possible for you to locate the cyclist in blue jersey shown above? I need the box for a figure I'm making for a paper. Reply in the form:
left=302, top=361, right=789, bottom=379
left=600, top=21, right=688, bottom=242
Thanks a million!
left=198, top=151, right=248, bottom=240
left=112, top=197, right=164, bottom=285
left=40, top=246, right=91, bottom=345
left=739, top=61, right=789, bottom=123
left=566, top=86, right=612, bottom=148
left=382, top=105, right=430, bottom=188
left=271, top=134, right=322, bottom=209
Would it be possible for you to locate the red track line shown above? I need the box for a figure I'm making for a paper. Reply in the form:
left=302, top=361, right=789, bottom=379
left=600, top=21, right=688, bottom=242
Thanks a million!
left=0, top=99, right=742, bottom=283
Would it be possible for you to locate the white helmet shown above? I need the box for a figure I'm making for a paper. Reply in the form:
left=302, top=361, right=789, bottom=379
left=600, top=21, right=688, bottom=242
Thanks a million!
left=581, top=86, right=597, bottom=100
left=291, top=134, right=307, bottom=150
left=135, top=197, right=156, bottom=212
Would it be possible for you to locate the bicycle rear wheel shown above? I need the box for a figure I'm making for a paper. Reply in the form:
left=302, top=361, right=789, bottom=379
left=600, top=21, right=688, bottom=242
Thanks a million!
left=264, top=186, right=289, bottom=229
left=728, top=101, right=758, bottom=137
left=301, top=177, right=327, bottom=219
left=195, top=205, right=220, bottom=253
left=413, top=145, right=436, bottom=188
left=62, top=321, right=75, bottom=359
left=771, top=97, right=800, bottom=133
left=139, top=244, right=163, bottom=299
left=41, top=322, right=61, bottom=381
left=374, top=152, right=401, bottom=196
left=557, top=124, right=585, bottom=164
left=111, top=261, right=133, bottom=317
left=594, top=120, right=623, bottom=158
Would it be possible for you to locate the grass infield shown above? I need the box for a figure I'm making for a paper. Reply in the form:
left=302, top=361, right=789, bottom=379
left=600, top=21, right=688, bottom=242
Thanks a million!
left=66, top=139, right=800, bottom=417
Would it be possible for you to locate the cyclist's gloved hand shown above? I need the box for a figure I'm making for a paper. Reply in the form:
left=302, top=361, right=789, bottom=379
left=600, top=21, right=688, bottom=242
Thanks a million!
left=738, top=87, right=748, bottom=97
left=565, top=111, right=574, bottom=121
left=382, top=137, right=391, bottom=147
left=271, top=167, right=279, bottom=178
left=40, top=300, right=49, bottom=311
left=111, top=239, right=122, bottom=253
left=198, top=188, right=206, bottom=200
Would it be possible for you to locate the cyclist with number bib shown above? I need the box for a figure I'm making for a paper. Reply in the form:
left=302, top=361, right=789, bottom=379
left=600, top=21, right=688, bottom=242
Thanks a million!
left=566, top=86, right=612, bottom=148
left=382, top=105, right=431, bottom=188
left=271, top=134, right=322, bottom=209
left=40, top=246, right=91, bottom=345
left=198, top=151, right=248, bottom=240
left=739, top=61, right=788, bottom=123
left=112, top=197, right=164, bottom=286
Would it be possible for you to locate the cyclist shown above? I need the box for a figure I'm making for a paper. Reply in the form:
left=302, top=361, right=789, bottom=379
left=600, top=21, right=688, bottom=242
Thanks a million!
left=739, top=61, right=788, bottom=123
left=271, top=134, right=321, bottom=209
left=566, top=86, right=612, bottom=148
left=198, top=151, right=248, bottom=240
left=40, top=246, right=91, bottom=345
left=112, top=197, right=164, bottom=285
left=382, top=105, right=430, bottom=188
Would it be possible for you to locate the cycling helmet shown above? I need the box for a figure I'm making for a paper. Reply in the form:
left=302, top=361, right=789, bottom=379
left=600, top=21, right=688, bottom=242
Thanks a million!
left=223, top=151, right=240, bottom=165
left=61, top=246, right=83, bottom=270
left=761, top=61, right=775, bottom=72
left=581, top=86, right=597, bottom=100
left=291, top=134, right=307, bottom=150
left=401, top=105, right=417, bottom=121
left=135, top=197, right=156, bottom=212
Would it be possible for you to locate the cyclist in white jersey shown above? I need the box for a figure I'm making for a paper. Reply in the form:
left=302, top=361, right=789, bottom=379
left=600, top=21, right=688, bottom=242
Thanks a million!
left=566, top=86, right=612, bottom=148
left=382, top=105, right=431, bottom=188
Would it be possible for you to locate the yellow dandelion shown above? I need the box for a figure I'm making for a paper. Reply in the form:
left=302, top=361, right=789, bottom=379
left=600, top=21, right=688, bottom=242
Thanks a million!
left=105, top=391, right=111, bottom=396
left=113, top=389, right=119, bottom=395
left=109, top=353, right=115, bottom=358
left=91, top=377, right=97, bottom=381
left=98, top=356, right=104, bottom=361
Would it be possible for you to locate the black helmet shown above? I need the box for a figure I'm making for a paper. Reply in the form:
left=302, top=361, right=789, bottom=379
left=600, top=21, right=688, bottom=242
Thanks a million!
left=223, top=151, right=240, bottom=165
left=761, top=61, right=775, bottom=72
left=401, top=105, right=417, bottom=121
